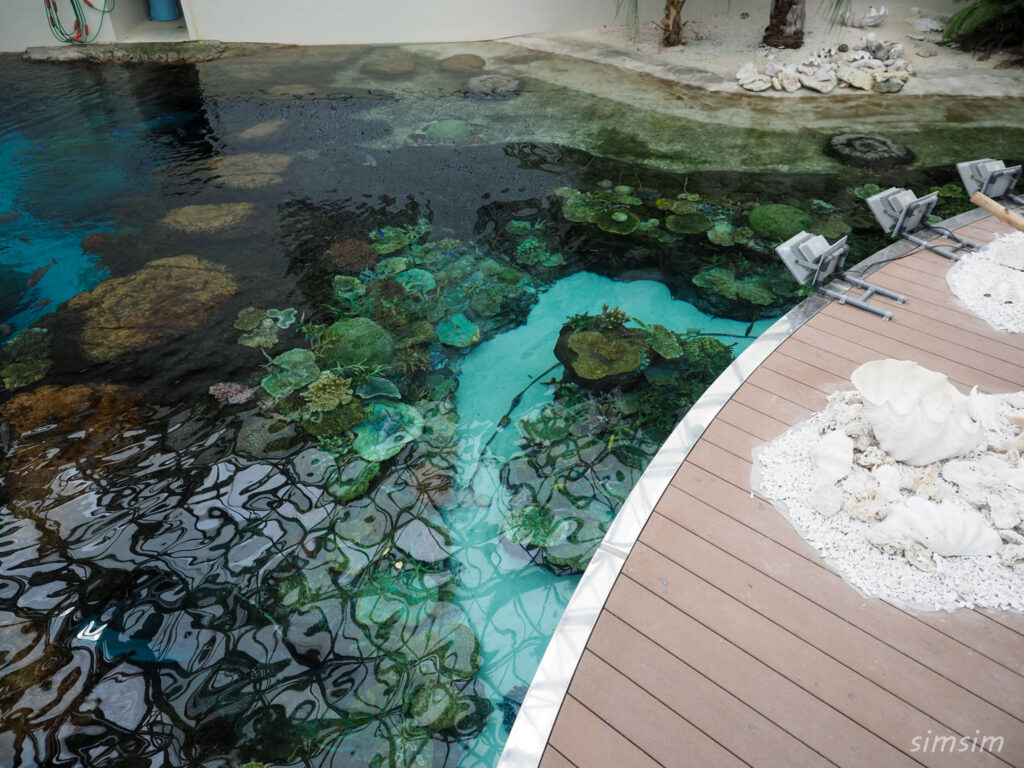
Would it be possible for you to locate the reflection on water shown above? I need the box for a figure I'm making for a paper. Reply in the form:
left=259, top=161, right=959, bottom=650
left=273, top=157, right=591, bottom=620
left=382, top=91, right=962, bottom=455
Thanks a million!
left=0, top=43, right=1018, bottom=768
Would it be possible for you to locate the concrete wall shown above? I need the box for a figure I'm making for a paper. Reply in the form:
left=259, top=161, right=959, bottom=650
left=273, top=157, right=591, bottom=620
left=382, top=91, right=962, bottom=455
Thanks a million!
left=176, top=0, right=634, bottom=45
left=3, top=0, right=964, bottom=52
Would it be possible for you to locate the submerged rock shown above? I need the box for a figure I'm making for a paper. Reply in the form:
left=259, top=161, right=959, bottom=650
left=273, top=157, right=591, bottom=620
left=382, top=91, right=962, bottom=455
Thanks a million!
left=159, top=202, right=257, bottom=234
left=439, top=54, right=485, bottom=73
left=555, top=327, right=643, bottom=391
left=825, top=133, right=915, bottom=168
left=466, top=74, right=519, bottom=97
left=360, top=49, right=418, bottom=78
left=65, top=255, right=238, bottom=362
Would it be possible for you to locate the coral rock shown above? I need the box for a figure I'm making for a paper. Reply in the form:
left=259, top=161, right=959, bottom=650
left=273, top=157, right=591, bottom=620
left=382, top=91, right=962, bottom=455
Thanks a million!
left=66, top=255, right=238, bottom=362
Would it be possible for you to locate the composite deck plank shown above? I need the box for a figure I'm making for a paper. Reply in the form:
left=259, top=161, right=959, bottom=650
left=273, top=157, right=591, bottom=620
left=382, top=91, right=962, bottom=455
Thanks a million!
left=657, top=482, right=1024, bottom=679
left=622, top=543, right=1010, bottom=768
left=539, top=747, right=576, bottom=768
left=729, top=380, right=815, bottom=426
left=808, top=311, right=1020, bottom=392
left=587, top=612, right=832, bottom=768
left=715, top=399, right=790, bottom=442
left=643, top=508, right=1024, bottom=727
left=536, top=216, right=1024, bottom=768
left=605, top=579, right=914, bottom=768
left=569, top=651, right=746, bottom=767
left=548, top=697, right=661, bottom=768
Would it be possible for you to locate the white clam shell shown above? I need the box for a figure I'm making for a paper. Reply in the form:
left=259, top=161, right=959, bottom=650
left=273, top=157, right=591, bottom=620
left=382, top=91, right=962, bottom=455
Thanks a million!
left=866, top=496, right=1001, bottom=557
left=851, top=360, right=984, bottom=466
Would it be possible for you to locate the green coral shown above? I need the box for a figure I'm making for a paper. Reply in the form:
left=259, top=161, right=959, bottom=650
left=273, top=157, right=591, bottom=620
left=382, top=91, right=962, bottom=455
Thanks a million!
left=301, top=371, right=354, bottom=412
left=747, top=204, right=812, bottom=242
left=665, top=212, right=712, bottom=234
left=502, top=504, right=572, bottom=549
left=437, top=313, right=480, bottom=348
left=595, top=209, right=640, bottom=235
left=233, top=306, right=265, bottom=331
left=368, top=219, right=431, bottom=255
left=320, top=318, right=394, bottom=367
left=260, top=348, right=321, bottom=398
left=266, top=307, right=297, bottom=329
left=351, top=401, right=424, bottom=462
left=567, top=330, right=643, bottom=380
left=854, top=183, right=883, bottom=199
left=646, top=324, right=683, bottom=359
left=692, top=268, right=776, bottom=306
left=301, top=399, right=365, bottom=438
left=1, top=360, right=52, bottom=390
left=332, top=275, right=366, bottom=302
left=394, top=268, right=436, bottom=294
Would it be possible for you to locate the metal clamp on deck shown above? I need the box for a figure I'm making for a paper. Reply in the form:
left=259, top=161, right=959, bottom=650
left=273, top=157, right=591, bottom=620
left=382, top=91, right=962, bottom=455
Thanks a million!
left=776, top=233, right=907, bottom=321
left=958, top=158, right=1024, bottom=210
left=866, top=187, right=978, bottom=261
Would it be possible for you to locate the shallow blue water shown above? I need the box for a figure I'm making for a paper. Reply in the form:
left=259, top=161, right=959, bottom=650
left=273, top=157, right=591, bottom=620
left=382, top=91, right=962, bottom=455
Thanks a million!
left=0, top=48, right=998, bottom=768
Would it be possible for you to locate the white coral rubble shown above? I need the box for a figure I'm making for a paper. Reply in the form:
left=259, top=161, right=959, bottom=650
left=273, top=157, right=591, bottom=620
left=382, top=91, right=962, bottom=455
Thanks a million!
left=754, top=361, right=1024, bottom=612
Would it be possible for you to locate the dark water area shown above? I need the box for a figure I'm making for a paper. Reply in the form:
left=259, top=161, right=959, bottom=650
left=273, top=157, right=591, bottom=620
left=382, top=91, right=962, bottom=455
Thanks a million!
left=0, top=46, right=1021, bottom=768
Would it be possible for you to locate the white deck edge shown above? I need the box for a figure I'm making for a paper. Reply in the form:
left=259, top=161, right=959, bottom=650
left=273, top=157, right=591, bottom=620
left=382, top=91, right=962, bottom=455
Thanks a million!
left=495, top=208, right=992, bottom=768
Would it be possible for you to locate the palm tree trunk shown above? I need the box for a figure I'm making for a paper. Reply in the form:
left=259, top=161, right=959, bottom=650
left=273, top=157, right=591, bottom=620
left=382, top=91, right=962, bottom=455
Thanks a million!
left=661, top=0, right=688, bottom=47
left=763, top=0, right=806, bottom=48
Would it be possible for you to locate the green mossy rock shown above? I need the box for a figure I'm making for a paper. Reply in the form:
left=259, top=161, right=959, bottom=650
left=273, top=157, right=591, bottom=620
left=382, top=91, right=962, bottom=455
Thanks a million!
left=748, top=204, right=812, bottom=242
left=321, top=317, right=394, bottom=367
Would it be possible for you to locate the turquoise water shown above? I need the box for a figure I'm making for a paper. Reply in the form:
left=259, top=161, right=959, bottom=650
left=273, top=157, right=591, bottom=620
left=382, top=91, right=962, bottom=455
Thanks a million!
left=0, top=47, right=1013, bottom=768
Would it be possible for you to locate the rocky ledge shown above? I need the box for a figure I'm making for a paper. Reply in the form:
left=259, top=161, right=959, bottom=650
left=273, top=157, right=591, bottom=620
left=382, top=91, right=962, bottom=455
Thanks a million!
left=23, top=40, right=227, bottom=64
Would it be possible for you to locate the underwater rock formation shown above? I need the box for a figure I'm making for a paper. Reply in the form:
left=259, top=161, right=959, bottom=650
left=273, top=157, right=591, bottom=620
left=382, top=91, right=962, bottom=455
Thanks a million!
left=825, top=133, right=915, bottom=168
left=65, top=255, right=238, bottom=362
left=439, top=54, right=485, bottom=73
left=158, top=202, right=257, bottom=234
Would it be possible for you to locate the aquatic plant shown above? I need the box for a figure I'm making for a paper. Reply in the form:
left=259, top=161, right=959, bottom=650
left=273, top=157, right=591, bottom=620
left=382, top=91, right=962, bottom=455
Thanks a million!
left=501, top=504, right=572, bottom=548
left=943, top=0, right=1024, bottom=58
left=567, top=304, right=630, bottom=333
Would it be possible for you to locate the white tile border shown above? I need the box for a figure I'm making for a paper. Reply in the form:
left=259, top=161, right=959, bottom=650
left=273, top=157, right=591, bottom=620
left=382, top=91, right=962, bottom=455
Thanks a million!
left=496, top=293, right=829, bottom=768
left=497, top=212, right=990, bottom=768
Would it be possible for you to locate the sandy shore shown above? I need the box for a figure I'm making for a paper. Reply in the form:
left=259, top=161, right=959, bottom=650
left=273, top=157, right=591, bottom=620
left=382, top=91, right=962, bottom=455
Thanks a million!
left=506, top=0, right=1024, bottom=98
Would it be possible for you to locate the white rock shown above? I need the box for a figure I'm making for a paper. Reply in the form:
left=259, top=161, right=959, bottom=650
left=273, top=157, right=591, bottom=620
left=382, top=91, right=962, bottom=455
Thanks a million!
left=799, top=71, right=838, bottom=93
left=838, top=66, right=876, bottom=90
left=841, top=5, right=888, bottom=27
left=740, top=75, right=773, bottom=92
left=777, top=67, right=801, bottom=92
left=764, top=59, right=782, bottom=77
left=989, top=493, right=1022, bottom=530
left=736, top=62, right=761, bottom=83
left=906, top=16, right=944, bottom=32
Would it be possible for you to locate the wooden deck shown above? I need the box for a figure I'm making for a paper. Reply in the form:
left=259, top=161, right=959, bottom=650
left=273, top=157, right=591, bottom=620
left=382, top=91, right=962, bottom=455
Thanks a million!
left=539, top=216, right=1024, bottom=768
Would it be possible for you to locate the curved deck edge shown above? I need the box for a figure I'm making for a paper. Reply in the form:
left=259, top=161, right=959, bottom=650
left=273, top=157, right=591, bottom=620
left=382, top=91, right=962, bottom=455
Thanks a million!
left=495, top=206, right=995, bottom=768
left=497, top=292, right=832, bottom=768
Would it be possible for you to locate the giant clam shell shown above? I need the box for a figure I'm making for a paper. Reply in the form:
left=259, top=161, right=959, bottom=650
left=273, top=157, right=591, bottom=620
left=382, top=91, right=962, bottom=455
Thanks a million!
left=851, top=360, right=984, bottom=466
left=866, top=496, right=1001, bottom=557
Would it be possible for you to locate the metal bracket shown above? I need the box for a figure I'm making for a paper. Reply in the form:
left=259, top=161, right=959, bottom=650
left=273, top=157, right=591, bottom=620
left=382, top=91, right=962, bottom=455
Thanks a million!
left=866, top=187, right=978, bottom=261
left=776, top=233, right=907, bottom=321
left=958, top=158, right=1024, bottom=209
